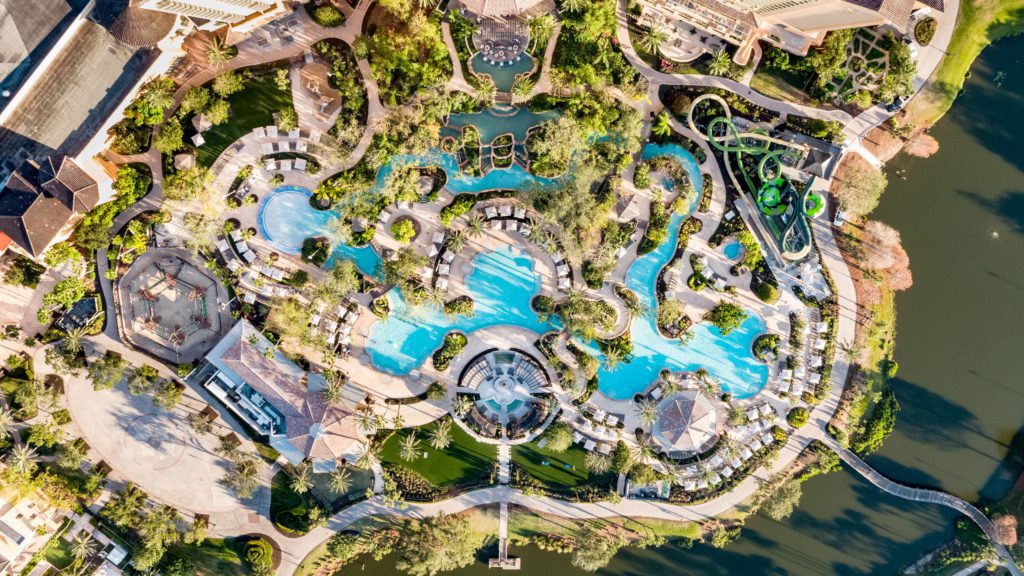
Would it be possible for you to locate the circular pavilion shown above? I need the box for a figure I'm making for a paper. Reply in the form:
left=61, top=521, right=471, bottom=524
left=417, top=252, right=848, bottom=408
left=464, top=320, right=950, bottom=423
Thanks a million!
left=652, top=389, right=720, bottom=456
left=456, top=349, right=551, bottom=437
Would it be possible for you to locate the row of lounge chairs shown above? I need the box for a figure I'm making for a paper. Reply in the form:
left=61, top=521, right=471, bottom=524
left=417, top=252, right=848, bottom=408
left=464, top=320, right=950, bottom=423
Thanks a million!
left=677, top=433, right=776, bottom=492
left=310, top=301, right=359, bottom=352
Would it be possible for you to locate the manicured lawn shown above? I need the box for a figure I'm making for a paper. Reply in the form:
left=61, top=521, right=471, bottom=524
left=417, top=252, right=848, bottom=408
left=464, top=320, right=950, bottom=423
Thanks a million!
left=750, top=67, right=818, bottom=108
left=512, top=440, right=612, bottom=491
left=380, top=418, right=497, bottom=487
left=194, top=68, right=293, bottom=168
left=270, top=469, right=310, bottom=533
left=167, top=538, right=250, bottom=575
left=907, top=0, right=1024, bottom=126
left=310, top=465, right=374, bottom=510
left=42, top=536, right=74, bottom=570
left=510, top=508, right=701, bottom=541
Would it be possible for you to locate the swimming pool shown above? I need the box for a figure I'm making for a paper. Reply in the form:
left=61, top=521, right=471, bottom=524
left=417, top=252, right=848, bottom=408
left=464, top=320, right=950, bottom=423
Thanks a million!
left=366, top=245, right=548, bottom=373
left=363, top=143, right=768, bottom=398
left=256, top=186, right=382, bottom=275
left=469, top=53, right=534, bottom=93
left=724, top=241, right=742, bottom=260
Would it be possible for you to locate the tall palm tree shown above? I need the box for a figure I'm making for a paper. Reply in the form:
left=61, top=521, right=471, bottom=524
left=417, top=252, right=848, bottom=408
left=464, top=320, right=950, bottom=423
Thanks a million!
left=0, top=409, right=13, bottom=440
left=429, top=419, right=452, bottom=450
left=560, top=0, right=586, bottom=13
left=391, top=412, right=405, bottom=430
left=417, top=0, right=436, bottom=9
left=399, top=432, right=420, bottom=462
left=699, top=374, right=722, bottom=398
left=355, top=443, right=380, bottom=470
left=652, top=111, right=672, bottom=138
left=290, top=463, right=313, bottom=494
left=453, top=395, right=474, bottom=416
left=585, top=451, right=611, bottom=473
left=355, top=408, right=376, bottom=434
left=446, top=230, right=467, bottom=253
left=512, top=78, right=535, bottom=103
left=321, top=378, right=344, bottom=405
left=528, top=14, right=556, bottom=49
left=328, top=466, right=352, bottom=494
left=70, top=532, right=96, bottom=564
left=8, top=444, right=37, bottom=476
left=661, top=374, right=681, bottom=398
left=635, top=397, right=658, bottom=425
left=708, top=49, right=732, bottom=76
left=839, top=339, right=861, bottom=363
left=631, top=436, right=658, bottom=466
left=603, top=348, right=624, bottom=372
left=465, top=214, right=486, bottom=238
left=206, top=36, right=235, bottom=68
left=639, top=24, right=668, bottom=55
left=475, top=76, right=496, bottom=106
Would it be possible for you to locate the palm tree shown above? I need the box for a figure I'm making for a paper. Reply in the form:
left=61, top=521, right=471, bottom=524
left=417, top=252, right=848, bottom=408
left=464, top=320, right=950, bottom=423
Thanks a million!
left=70, top=532, right=96, bottom=564
left=321, top=378, right=344, bottom=405
left=417, top=0, right=436, bottom=8
left=661, top=375, right=681, bottom=398
left=355, top=408, right=376, bottom=434
left=399, top=432, right=420, bottom=462
left=355, top=443, right=380, bottom=470
left=560, top=0, right=586, bottom=13
left=839, top=339, right=861, bottom=363
left=446, top=230, right=467, bottom=253
left=475, top=76, right=496, bottom=106
left=453, top=395, right=474, bottom=416
left=708, top=49, right=732, bottom=76
left=652, top=111, right=672, bottom=138
left=328, top=466, right=352, bottom=494
left=699, top=374, right=722, bottom=398
left=585, top=451, right=611, bottom=473
left=603, top=348, right=624, bottom=372
left=465, top=214, right=486, bottom=238
left=0, top=409, right=13, bottom=440
left=421, top=288, right=446, bottom=309
left=726, top=404, right=747, bottom=426
left=8, top=444, right=37, bottom=476
left=512, top=78, right=535, bottom=103
left=391, top=412, right=405, bottom=430
left=290, top=463, right=313, bottom=494
left=631, top=436, right=658, bottom=466
left=206, top=36, right=235, bottom=68
left=635, top=397, right=658, bottom=425
left=429, top=419, right=453, bottom=450
left=528, top=14, right=556, bottom=48
left=639, top=24, right=668, bottom=55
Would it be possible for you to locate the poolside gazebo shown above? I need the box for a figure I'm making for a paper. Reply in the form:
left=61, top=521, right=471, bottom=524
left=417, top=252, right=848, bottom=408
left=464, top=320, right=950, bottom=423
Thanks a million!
left=652, top=390, right=719, bottom=455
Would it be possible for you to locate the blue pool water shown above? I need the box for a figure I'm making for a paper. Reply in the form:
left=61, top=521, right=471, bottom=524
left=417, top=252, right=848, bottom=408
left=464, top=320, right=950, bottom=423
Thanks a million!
left=257, top=186, right=382, bottom=275
left=447, top=103, right=555, bottom=143
left=366, top=245, right=547, bottom=373
left=377, top=151, right=557, bottom=195
left=724, top=241, right=742, bottom=260
left=258, top=134, right=768, bottom=399
left=470, top=53, right=534, bottom=93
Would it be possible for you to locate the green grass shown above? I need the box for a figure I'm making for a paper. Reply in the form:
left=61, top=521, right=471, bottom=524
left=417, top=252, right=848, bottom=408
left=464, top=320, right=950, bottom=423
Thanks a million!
left=907, top=0, right=1024, bottom=126
left=380, top=418, right=497, bottom=486
left=510, top=508, right=701, bottom=541
left=310, top=465, right=374, bottom=510
left=750, top=67, right=819, bottom=107
left=42, top=536, right=74, bottom=570
left=512, top=440, right=612, bottom=491
left=195, top=70, right=293, bottom=168
left=167, top=538, right=250, bottom=576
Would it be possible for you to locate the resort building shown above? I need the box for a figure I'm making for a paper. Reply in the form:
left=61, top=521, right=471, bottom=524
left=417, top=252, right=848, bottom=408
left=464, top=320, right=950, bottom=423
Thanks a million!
left=138, top=0, right=288, bottom=33
left=203, top=321, right=367, bottom=471
left=457, top=349, right=552, bottom=438
left=652, top=389, right=720, bottom=457
left=636, top=0, right=939, bottom=63
left=0, top=156, right=98, bottom=258
left=0, top=492, right=63, bottom=573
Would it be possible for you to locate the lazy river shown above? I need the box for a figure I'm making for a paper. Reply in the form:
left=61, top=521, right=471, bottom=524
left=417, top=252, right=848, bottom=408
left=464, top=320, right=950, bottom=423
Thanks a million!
left=257, top=118, right=769, bottom=399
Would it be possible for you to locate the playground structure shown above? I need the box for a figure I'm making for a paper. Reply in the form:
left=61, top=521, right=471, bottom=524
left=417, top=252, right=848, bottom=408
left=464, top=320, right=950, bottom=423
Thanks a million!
left=119, top=253, right=223, bottom=361
left=687, top=94, right=826, bottom=261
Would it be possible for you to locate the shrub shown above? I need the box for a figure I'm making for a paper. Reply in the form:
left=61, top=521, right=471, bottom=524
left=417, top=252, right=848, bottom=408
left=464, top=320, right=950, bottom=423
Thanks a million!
left=851, top=388, right=900, bottom=455
left=542, top=421, right=573, bottom=452
left=443, top=295, right=474, bottom=317
left=882, top=359, right=899, bottom=379
left=244, top=537, right=274, bottom=576
left=786, top=407, right=809, bottom=428
left=311, top=4, right=345, bottom=27
left=754, top=282, right=779, bottom=304
left=439, top=195, right=476, bottom=227
left=432, top=332, right=467, bottom=371
left=914, top=17, right=937, bottom=45
left=301, top=236, right=330, bottom=267
left=391, top=219, right=416, bottom=243
left=634, top=162, right=651, bottom=189
left=705, top=302, right=747, bottom=335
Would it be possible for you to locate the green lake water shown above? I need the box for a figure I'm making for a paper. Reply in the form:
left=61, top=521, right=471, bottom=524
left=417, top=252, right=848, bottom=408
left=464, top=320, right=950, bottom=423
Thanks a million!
left=347, top=35, right=1024, bottom=575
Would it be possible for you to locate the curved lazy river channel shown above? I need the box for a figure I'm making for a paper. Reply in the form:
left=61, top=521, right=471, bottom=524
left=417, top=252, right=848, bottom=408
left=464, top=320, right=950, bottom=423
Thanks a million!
left=257, top=111, right=769, bottom=400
